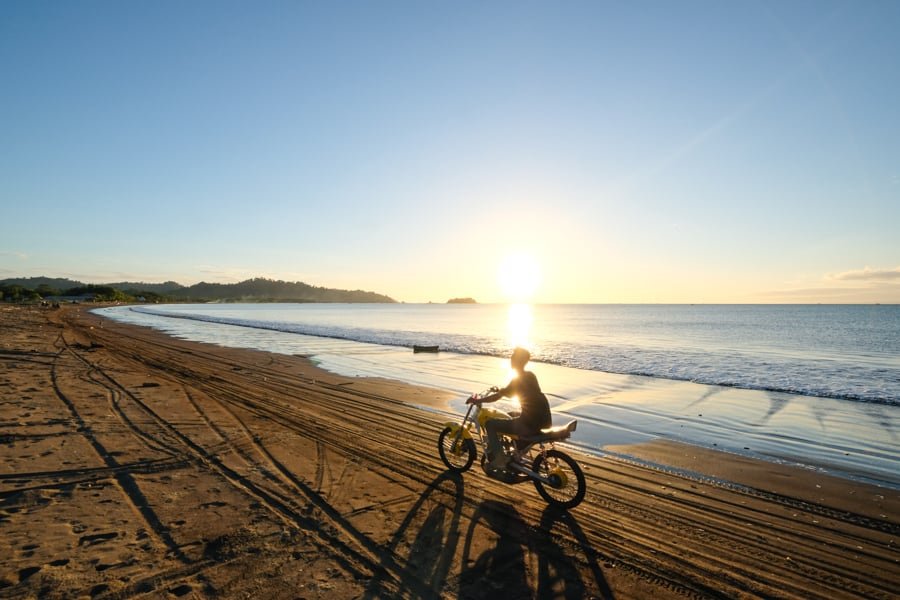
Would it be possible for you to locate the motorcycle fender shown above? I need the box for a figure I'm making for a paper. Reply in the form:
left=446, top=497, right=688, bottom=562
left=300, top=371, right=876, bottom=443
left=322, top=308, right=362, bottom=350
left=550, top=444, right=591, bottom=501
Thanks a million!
left=443, top=423, right=472, bottom=440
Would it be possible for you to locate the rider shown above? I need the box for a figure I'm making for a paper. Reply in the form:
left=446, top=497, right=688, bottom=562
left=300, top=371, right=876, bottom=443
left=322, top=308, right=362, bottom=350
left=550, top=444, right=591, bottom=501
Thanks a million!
left=467, top=347, right=552, bottom=470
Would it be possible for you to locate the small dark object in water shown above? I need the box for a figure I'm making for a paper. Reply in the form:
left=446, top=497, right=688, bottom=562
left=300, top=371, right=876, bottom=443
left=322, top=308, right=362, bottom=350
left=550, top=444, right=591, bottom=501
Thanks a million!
left=413, top=345, right=439, bottom=353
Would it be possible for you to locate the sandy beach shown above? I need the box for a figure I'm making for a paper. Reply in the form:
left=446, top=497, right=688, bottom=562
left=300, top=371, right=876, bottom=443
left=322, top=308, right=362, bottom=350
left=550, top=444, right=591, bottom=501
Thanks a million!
left=1, top=304, right=897, bottom=599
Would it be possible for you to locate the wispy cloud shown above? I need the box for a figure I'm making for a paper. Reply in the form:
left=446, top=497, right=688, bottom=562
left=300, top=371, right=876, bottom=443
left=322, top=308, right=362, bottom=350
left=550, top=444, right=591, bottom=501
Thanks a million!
left=757, top=285, right=900, bottom=302
left=0, top=251, right=29, bottom=260
left=829, top=266, right=900, bottom=282
left=756, top=266, right=900, bottom=303
left=196, top=266, right=270, bottom=283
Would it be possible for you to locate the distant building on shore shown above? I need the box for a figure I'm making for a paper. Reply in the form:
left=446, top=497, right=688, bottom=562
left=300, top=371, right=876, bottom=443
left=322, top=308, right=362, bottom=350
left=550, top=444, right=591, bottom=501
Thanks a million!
left=43, top=294, right=97, bottom=304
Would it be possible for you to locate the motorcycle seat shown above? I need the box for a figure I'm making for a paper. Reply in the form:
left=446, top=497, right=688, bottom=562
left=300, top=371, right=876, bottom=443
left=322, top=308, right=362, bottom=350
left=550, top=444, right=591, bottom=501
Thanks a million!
left=519, top=420, right=577, bottom=443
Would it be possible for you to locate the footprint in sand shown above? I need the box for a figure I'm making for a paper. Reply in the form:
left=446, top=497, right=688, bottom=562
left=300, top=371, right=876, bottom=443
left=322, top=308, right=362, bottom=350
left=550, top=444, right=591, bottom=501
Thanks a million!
left=78, top=531, right=118, bottom=546
left=18, top=566, right=41, bottom=583
left=169, top=583, right=193, bottom=596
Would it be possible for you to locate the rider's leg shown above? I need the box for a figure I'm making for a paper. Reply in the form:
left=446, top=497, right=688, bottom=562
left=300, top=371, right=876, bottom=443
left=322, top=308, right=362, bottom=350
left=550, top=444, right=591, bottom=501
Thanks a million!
left=485, top=418, right=524, bottom=469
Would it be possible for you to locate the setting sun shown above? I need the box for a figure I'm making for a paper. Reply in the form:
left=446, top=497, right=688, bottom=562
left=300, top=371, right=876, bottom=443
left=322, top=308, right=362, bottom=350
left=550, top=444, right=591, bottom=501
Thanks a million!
left=498, top=253, right=542, bottom=302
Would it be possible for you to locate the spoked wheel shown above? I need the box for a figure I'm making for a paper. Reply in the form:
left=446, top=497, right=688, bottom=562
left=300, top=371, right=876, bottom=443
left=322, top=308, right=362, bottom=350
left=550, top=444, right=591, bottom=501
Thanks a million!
left=438, top=427, right=477, bottom=472
left=532, top=449, right=586, bottom=509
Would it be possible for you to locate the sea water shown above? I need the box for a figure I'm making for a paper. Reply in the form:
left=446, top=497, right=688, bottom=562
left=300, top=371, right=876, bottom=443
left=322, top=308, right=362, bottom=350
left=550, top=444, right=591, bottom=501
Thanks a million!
left=95, top=303, right=900, bottom=487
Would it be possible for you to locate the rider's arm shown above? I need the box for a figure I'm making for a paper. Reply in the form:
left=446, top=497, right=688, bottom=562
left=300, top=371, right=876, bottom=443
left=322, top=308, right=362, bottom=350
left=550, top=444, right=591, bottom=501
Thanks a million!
left=481, top=382, right=512, bottom=403
left=466, top=384, right=510, bottom=404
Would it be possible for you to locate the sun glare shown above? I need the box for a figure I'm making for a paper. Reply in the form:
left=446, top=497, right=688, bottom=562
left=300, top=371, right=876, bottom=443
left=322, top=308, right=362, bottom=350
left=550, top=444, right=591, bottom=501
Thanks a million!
left=507, top=303, right=533, bottom=349
left=497, top=253, right=541, bottom=302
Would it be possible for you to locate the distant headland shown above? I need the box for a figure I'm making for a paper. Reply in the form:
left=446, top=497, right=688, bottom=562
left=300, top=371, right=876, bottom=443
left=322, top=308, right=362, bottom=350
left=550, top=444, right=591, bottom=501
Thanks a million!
left=0, top=276, right=396, bottom=304
left=446, top=297, right=477, bottom=304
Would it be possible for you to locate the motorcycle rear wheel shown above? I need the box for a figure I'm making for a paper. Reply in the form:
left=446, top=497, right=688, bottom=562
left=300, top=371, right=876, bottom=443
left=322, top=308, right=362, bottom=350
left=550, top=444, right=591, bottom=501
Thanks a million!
left=532, top=449, right=586, bottom=509
left=438, top=427, right=477, bottom=472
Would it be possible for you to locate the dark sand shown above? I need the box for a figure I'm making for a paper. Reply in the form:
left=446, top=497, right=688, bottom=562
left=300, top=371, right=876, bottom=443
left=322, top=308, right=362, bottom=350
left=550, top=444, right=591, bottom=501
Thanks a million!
left=1, top=304, right=897, bottom=598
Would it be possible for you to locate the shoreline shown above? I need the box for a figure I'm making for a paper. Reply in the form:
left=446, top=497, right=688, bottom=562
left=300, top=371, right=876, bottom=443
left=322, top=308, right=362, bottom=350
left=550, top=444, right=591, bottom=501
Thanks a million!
left=1, top=304, right=897, bottom=598
left=110, top=302, right=900, bottom=405
left=98, top=304, right=900, bottom=490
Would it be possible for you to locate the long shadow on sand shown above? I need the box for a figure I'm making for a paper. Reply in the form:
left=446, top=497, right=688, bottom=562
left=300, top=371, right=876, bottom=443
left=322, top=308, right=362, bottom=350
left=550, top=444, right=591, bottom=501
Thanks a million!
left=458, top=500, right=531, bottom=598
left=536, top=505, right=615, bottom=600
left=362, top=473, right=613, bottom=598
left=459, top=501, right=614, bottom=600
left=363, top=471, right=466, bottom=599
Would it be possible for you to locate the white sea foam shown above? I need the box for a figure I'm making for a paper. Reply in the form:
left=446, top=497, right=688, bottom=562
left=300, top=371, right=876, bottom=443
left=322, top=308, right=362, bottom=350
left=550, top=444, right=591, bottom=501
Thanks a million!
left=118, top=303, right=900, bottom=405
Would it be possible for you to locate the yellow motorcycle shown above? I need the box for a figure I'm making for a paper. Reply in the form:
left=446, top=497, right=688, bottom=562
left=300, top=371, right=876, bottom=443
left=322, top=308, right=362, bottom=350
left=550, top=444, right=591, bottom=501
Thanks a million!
left=437, top=388, right=586, bottom=509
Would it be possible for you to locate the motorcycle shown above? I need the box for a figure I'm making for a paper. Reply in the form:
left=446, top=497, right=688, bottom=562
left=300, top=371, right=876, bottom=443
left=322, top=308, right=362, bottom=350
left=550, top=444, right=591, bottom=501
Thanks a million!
left=437, top=388, right=587, bottom=509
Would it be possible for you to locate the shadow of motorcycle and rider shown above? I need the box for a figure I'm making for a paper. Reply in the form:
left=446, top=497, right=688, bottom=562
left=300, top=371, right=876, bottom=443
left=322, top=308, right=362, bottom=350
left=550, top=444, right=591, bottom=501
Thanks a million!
left=363, top=470, right=613, bottom=600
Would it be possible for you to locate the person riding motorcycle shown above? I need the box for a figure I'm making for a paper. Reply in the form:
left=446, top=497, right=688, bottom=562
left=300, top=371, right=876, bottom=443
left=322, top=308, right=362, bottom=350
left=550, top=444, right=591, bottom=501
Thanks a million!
left=467, top=347, right=552, bottom=470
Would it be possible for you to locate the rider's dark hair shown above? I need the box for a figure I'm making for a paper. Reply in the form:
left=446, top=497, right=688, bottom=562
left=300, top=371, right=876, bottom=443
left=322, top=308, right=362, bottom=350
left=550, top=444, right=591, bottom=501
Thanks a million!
left=512, top=347, right=530, bottom=365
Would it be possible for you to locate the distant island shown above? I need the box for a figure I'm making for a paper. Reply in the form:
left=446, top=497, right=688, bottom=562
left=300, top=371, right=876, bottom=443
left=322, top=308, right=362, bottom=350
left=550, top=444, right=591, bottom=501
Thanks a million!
left=0, top=276, right=396, bottom=304
left=447, top=297, right=477, bottom=304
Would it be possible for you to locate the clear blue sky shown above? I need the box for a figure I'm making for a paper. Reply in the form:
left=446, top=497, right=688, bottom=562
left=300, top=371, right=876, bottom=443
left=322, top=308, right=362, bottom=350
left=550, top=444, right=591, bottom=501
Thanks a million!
left=2, top=1, right=898, bottom=302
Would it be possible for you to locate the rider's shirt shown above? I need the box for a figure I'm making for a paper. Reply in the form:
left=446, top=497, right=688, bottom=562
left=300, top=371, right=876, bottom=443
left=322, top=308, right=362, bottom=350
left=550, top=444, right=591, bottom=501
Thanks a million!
left=501, top=371, right=551, bottom=431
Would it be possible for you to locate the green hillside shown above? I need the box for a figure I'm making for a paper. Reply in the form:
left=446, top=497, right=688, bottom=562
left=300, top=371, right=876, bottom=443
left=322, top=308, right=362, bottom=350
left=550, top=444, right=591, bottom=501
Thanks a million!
left=0, top=277, right=396, bottom=304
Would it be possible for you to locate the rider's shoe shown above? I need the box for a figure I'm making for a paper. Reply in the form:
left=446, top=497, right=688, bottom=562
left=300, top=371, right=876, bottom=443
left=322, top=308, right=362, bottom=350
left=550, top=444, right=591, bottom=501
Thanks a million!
left=486, top=453, right=510, bottom=471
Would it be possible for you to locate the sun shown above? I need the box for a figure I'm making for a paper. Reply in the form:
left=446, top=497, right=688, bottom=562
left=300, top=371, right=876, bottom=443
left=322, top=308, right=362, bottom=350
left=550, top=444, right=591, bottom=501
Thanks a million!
left=497, top=252, right=541, bottom=302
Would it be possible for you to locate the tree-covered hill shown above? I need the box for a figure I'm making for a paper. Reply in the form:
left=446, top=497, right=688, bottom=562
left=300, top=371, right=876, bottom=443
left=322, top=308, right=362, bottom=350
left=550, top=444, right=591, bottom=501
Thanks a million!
left=176, top=278, right=394, bottom=303
left=106, top=281, right=185, bottom=294
left=0, top=276, right=396, bottom=304
left=0, top=277, right=85, bottom=290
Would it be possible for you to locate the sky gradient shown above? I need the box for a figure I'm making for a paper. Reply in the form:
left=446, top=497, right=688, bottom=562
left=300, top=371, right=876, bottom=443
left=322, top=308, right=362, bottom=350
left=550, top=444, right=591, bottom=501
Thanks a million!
left=2, top=1, right=898, bottom=303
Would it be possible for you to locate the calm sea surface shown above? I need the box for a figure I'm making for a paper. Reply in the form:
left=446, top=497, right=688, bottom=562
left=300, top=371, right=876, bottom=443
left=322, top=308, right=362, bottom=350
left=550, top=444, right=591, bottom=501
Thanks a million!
left=101, top=303, right=899, bottom=405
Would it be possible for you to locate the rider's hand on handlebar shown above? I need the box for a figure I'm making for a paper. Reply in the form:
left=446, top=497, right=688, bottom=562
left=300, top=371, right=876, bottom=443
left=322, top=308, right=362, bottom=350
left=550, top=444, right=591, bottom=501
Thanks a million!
left=466, top=395, right=479, bottom=405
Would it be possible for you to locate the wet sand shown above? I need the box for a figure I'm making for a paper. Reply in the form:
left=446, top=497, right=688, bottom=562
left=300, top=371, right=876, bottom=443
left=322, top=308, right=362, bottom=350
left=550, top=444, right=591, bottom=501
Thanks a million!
left=1, top=304, right=897, bottom=598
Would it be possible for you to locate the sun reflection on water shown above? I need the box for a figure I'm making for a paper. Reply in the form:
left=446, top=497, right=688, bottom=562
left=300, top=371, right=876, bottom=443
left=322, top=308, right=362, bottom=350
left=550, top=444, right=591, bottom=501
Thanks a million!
left=507, top=303, right=533, bottom=349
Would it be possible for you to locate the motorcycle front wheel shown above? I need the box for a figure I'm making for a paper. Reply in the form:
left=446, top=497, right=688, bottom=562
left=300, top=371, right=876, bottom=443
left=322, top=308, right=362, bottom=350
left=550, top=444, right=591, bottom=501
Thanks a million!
left=438, top=426, right=477, bottom=472
left=532, top=449, right=586, bottom=509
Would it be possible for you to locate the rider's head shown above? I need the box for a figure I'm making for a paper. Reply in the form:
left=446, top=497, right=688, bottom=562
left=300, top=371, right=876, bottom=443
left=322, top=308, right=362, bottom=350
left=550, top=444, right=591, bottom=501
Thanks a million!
left=510, top=347, right=530, bottom=371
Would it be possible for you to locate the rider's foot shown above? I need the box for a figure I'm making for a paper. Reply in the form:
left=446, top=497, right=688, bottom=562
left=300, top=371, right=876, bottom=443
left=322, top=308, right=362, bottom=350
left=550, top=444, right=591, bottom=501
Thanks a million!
left=486, top=453, right=509, bottom=471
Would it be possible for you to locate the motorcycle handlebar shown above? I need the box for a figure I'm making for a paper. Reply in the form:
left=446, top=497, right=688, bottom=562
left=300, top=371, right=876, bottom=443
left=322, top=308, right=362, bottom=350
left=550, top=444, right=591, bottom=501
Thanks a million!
left=466, top=386, right=500, bottom=404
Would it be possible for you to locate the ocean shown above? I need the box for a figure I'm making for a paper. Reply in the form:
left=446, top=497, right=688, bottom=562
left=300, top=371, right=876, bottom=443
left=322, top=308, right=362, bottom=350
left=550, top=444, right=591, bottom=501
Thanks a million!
left=96, top=303, right=900, bottom=488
